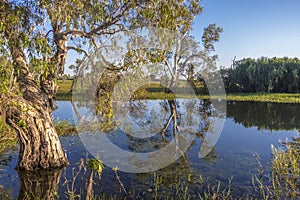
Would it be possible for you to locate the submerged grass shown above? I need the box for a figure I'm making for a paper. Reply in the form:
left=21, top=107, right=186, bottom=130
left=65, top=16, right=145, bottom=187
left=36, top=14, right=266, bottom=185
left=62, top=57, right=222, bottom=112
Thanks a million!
left=268, top=138, right=299, bottom=199
left=56, top=80, right=300, bottom=103
left=254, top=137, right=300, bottom=200
left=57, top=136, right=300, bottom=200
left=0, top=116, right=298, bottom=199
left=61, top=158, right=234, bottom=200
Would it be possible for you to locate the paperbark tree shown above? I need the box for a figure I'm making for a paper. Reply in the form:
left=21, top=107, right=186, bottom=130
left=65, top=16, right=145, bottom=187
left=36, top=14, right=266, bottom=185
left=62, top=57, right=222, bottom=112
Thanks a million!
left=0, top=0, right=204, bottom=170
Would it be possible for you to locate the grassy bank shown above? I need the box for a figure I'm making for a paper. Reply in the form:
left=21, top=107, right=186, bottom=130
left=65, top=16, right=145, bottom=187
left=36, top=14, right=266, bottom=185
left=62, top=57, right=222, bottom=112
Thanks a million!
left=56, top=79, right=73, bottom=100
left=0, top=118, right=17, bottom=153
left=57, top=79, right=300, bottom=103
left=0, top=118, right=76, bottom=154
left=201, top=93, right=300, bottom=103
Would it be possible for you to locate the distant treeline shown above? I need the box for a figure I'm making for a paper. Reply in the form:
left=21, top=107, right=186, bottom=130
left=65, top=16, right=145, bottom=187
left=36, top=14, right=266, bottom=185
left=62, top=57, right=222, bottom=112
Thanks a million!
left=221, top=57, right=300, bottom=93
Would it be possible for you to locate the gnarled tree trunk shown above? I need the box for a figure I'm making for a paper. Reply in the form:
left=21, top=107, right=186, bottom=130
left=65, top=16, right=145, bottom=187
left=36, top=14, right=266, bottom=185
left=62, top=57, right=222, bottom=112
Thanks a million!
left=3, top=94, right=68, bottom=170
left=2, top=27, right=68, bottom=170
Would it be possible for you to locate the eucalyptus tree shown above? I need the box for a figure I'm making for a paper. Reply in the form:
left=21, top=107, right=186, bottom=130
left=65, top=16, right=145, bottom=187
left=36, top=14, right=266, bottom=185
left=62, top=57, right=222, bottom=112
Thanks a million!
left=150, top=24, right=222, bottom=136
left=0, top=0, right=206, bottom=170
left=72, top=0, right=222, bottom=137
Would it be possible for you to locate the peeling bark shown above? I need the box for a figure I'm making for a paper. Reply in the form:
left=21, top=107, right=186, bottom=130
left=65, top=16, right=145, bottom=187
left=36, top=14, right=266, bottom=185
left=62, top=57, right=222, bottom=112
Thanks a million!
left=40, top=31, right=68, bottom=110
left=2, top=21, right=68, bottom=170
left=3, top=94, right=68, bottom=170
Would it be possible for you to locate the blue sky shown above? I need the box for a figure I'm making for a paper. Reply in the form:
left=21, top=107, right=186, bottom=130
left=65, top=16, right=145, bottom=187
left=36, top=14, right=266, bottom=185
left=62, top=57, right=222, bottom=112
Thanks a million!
left=191, top=0, right=300, bottom=68
left=66, top=0, right=300, bottom=74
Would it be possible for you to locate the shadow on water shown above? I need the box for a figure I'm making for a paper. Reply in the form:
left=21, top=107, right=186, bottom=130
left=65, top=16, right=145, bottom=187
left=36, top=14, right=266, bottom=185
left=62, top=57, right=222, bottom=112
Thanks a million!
left=0, top=100, right=299, bottom=199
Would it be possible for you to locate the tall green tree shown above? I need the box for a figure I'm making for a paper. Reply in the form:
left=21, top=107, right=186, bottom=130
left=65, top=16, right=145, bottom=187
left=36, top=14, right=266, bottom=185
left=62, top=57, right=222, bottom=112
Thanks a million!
left=0, top=0, right=207, bottom=170
left=222, top=57, right=300, bottom=93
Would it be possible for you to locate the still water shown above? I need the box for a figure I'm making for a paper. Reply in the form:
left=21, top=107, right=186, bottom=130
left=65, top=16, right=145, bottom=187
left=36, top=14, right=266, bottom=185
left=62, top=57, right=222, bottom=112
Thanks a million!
left=0, top=100, right=299, bottom=199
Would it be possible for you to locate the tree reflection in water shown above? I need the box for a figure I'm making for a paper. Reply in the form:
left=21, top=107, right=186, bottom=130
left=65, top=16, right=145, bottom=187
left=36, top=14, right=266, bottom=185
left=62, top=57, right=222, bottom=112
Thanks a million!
left=17, top=169, right=62, bottom=200
left=1, top=100, right=297, bottom=198
left=227, top=101, right=300, bottom=130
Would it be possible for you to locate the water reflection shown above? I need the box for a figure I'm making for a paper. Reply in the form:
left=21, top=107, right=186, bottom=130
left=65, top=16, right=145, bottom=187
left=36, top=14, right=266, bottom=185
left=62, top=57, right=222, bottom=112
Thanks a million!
left=17, top=169, right=62, bottom=200
left=56, top=99, right=299, bottom=198
left=0, top=100, right=299, bottom=198
left=75, top=97, right=225, bottom=173
left=227, top=101, right=300, bottom=130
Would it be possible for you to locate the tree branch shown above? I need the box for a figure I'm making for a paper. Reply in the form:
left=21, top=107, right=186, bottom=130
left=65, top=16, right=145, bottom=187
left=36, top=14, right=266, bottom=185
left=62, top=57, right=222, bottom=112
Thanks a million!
left=88, top=2, right=130, bottom=36
left=67, top=46, right=88, bottom=57
left=164, top=58, right=175, bottom=78
left=60, top=2, right=130, bottom=40
left=181, top=53, right=204, bottom=68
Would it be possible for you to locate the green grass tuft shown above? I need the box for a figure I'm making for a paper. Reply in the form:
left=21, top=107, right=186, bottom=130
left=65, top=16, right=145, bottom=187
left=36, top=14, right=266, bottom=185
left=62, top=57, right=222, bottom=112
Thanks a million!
left=0, top=118, right=17, bottom=154
left=54, top=120, right=77, bottom=136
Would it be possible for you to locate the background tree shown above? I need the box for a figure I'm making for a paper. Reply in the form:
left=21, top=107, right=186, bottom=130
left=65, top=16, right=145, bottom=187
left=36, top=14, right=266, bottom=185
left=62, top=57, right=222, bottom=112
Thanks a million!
left=72, top=0, right=212, bottom=128
left=82, top=25, right=222, bottom=135
left=70, top=0, right=224, bottom=166
left=222, top=57, right=300, bottom=93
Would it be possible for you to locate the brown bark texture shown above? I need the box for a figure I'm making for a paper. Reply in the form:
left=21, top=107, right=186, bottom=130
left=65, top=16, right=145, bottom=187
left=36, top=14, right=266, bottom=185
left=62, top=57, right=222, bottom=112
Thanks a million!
left=3, top=93, right=68, bottom=170
left=1, top=21, right=68, bottom=170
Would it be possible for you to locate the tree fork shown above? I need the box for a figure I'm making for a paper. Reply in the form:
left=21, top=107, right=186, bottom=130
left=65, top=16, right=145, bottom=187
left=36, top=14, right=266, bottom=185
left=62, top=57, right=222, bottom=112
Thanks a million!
left=3, top=27, right=68, bottom=170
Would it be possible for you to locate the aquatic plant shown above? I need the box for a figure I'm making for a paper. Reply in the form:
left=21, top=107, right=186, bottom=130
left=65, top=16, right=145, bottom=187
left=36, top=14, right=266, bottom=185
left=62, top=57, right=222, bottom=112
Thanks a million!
left=253, top=138, right=300, bottom=199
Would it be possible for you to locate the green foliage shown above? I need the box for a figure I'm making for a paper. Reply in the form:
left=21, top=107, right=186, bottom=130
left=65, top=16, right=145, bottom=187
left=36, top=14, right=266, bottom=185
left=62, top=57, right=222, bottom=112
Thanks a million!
left=54, top=120, right=77, bottom=136
left=254, top=138, right=300, bottom=199
left=222, top=57, right=300, bottom=93
left=87, top=157, right=104, bottom=177
left=202, top=24, right=223, bottom=51
left=133, top=0, right=203, bottom=34
left=0, top=117, right=17, bottom=154
left=0, top=56, right=14, bottom=94
left=1, top=0, right=207, bottom=86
